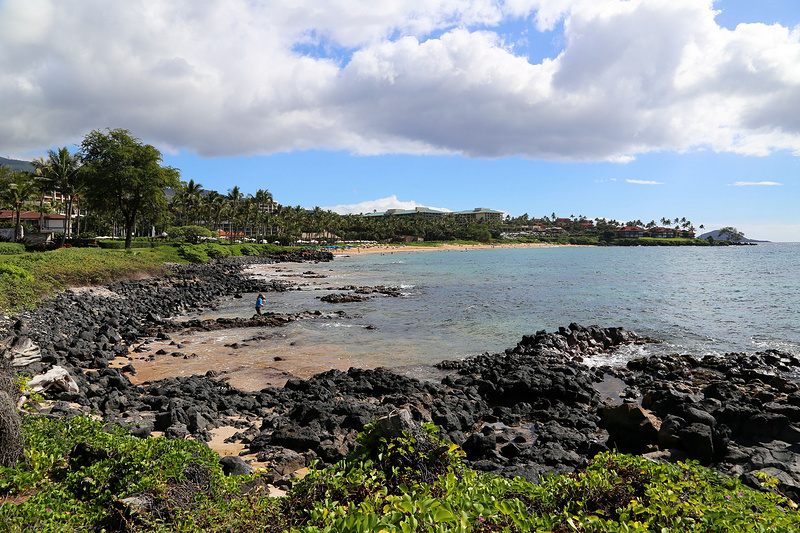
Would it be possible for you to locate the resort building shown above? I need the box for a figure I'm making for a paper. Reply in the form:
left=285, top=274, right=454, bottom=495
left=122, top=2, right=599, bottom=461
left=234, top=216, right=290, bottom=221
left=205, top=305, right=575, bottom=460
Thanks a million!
left=452, top=208, right=504, bottom=224
left=647, top=227, right=676, bottom=238
left=0, top=210, right=68, bottom=234
left=615, top=226, right=645, bottom=238
left=363, top=207, right=448, bottom=219
left=363, top=207, right=505, bottom=224
left=554, top=218, right=573, bottom=227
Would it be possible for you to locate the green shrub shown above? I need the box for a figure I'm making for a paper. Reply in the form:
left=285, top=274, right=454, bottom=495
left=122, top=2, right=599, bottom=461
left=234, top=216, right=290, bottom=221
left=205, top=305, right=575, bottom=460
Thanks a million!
left=0, top=264, right=33, bottom=282
left=183, top=225, right=213, bottom=244
left=165, top=226, right=185, bottom=241
left=0, top=243, right=25, bottom=255
left=178, top=245, right=210, bottom=264
left=238, top=244, right=258, bottom=256
left=203, top=243, right=233, bottom=259
left=166, top=226, right=213, bottom=244
left=0, top=414, right=797, bottom=532
left=96, top=240, right=126, bottom=249
left=284, top=426, right=800, bottom=533
left=569, top=236, right=599, bottom=245
left=0, top=415, right=247, bottom=532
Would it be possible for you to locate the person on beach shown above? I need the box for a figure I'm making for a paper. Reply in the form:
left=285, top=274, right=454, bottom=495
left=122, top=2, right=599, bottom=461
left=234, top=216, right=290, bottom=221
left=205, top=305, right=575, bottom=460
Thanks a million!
left=255, top=293, right=264, bottom=315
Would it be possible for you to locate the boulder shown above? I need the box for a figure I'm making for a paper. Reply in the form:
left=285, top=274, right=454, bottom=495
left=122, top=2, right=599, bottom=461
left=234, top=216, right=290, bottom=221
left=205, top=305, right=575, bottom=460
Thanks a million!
left=219, top=456, right=253, bottom=476
left=602, top=403, right=660, bottom=453
left=462, top=430, right=497, bottom=460
left=679, top=423, right=714, bottom=465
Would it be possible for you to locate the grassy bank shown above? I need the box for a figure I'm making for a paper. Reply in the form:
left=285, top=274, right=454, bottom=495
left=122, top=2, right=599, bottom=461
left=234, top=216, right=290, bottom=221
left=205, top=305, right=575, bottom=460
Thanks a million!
left=0, top=242, right=293, bottom=313
left=0, top=415, right=797, bottom=532
left=0, top=247, right=173, bottom=312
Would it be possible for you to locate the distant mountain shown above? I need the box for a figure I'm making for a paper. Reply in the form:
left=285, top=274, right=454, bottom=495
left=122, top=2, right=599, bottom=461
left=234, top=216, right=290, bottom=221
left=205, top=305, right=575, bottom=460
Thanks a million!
left=0, top=156, right=34, bottom=172
left=698, top=229, right=768, bottom=243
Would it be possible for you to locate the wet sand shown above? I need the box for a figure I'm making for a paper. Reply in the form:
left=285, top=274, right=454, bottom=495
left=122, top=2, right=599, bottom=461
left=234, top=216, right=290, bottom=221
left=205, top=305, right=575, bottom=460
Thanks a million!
left=125, top=260, right=448, bottom=390
left=124, top=244, right=573, bottom=391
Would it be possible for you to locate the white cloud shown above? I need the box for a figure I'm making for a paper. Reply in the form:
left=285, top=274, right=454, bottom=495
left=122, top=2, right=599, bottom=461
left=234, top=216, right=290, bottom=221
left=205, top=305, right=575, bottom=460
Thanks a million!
left=728, top=181, right=783, bottom=186
left=0, top=0, right=799, bottom=161
left=323, top=195, right=452, bottom=215
left=627, top=179, right=663, bottom=185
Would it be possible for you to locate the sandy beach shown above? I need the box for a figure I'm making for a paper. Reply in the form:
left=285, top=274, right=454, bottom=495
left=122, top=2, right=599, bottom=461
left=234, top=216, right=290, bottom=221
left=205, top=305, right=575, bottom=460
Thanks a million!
left=332, top=241, right=579, bottom=256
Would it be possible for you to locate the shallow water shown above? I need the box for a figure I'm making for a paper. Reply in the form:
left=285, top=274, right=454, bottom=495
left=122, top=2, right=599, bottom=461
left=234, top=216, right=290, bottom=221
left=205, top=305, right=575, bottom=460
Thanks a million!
left=130, top=244, right=800, bottom=390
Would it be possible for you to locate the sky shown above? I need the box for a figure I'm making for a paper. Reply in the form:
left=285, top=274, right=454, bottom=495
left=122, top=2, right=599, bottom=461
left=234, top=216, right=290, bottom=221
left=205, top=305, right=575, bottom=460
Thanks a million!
left=1, top=0, right=799, bottom=241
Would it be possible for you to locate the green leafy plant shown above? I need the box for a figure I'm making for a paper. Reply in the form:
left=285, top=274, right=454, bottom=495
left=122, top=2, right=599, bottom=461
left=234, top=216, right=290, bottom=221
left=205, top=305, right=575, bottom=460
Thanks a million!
left=178, top=244, right=211, bottom=264
left=0, top=243, right=25, bottom=255
left=0, top=264, right=32, bottom=282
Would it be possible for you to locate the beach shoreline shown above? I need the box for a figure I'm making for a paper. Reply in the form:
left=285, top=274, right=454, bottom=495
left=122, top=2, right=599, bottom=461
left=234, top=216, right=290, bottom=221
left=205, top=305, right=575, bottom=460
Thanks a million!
left=6, top=251, right=800, bottom=501
left=332, top=241, right=584, bottom=256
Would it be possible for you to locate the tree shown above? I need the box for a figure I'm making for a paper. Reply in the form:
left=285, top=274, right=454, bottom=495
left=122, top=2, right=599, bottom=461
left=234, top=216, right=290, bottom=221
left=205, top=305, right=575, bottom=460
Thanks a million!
left=226, top=186, right=243, bottom=242
left=183, top=179, right=203, bottom=225
left=0, top=171, right=37, bottom=241
left=42, top=147, right=82, bottom=243
left=80, top=129, right=180, bottom=249
left=718, top=226, right=745, bottom=242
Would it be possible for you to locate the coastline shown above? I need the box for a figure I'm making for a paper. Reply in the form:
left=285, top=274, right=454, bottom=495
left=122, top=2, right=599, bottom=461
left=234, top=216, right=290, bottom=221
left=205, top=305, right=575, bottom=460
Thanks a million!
left=3, top=252, right=800, bottom=502
left=332, top=241, right=583, bottom=256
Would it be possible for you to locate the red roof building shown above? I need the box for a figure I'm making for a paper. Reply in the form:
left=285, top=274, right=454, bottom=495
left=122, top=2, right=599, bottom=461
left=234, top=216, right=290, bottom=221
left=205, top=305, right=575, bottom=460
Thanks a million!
left=0, top=210, right=67, bottom=232
left=646, top=227, right=675, bottom=238
left=615, top=226, right=645, bottom=238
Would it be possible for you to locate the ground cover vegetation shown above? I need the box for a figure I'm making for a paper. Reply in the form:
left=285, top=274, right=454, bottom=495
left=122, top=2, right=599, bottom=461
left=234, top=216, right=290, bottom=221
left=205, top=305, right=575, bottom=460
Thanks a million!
left=0, top=413, right=797, bottom=532
left=1, top=131, right=743, bottom=248
left=0, top=242, right=293, bottom=313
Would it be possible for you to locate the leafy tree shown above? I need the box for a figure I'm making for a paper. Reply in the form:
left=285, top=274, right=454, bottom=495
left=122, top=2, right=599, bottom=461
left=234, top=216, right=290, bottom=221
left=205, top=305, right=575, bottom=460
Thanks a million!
left=718, top=226, right=745, bottom=242
left=79, top=129, right=180, bottom=249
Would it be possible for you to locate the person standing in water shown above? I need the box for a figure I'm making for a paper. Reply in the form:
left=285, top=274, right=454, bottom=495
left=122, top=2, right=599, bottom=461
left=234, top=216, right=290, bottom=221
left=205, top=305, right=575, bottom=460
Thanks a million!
left=255, top=293, right=264, bottom=315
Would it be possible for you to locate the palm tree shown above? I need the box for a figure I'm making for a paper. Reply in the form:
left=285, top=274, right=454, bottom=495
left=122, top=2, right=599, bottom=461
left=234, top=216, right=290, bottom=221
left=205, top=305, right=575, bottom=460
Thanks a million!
left=201, top=190, right=223, bottom=230
left=30, top=156, right=52, bottom=232
left=253, top=189, right=274, bottom=236
left=183, top=179, right=203, bottom=225
left=226, top=186, right=243, bottom=242
left=45, top=147, right=82, bottom=242
left=212, top=193, right=227, bottom=232
left=1, top=171, right=37, bottom=241
left=240, top=195, right=256, bottom=238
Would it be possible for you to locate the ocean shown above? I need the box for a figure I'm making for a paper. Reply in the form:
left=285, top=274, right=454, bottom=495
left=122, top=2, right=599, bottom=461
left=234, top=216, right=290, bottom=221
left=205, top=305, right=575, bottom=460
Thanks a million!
left=130, top=243, right=800, bottom=390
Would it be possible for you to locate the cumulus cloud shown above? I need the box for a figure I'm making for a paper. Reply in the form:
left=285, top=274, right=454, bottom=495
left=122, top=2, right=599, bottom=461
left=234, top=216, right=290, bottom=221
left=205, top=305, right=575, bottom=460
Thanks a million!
left=323, top=195, right=451, bottom=215
left=728, top=181, right=783, bottom=186
left=0, top=0, right=799, bottom=161
left=627, top=179, right=663, bottom=185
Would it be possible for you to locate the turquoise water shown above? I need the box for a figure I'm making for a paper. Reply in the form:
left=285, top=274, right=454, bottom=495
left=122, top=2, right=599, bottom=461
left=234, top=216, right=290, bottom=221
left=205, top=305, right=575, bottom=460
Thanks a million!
left=174, top=243, right=800, bottom=387
left=324, top=243, right=800, bottom=360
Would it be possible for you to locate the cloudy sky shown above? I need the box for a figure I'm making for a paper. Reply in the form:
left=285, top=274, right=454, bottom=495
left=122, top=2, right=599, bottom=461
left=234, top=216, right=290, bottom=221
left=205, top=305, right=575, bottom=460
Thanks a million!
left=1, top=0, right=799, bottom=240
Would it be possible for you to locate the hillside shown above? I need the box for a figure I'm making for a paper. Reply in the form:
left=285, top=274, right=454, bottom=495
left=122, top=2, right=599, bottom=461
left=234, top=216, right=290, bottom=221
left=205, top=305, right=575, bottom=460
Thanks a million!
left=698, top=229, right=767, bottom=243
left=0, top=156, right=33, bottom=172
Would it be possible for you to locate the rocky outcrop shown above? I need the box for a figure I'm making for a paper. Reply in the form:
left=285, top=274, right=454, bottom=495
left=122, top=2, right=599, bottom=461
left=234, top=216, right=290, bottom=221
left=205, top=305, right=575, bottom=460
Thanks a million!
left=319, top=293, right=372, bottom=303
left=317, top=285, right=403, bottom=303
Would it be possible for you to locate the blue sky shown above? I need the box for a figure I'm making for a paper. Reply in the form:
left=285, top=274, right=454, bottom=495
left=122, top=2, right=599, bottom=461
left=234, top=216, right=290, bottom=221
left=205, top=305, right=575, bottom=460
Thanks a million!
left=2, top=0, right=799, bottom=240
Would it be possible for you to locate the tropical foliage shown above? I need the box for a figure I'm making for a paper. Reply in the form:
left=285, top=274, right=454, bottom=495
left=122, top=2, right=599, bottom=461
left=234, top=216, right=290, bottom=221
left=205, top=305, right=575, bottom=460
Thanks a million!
left=0, top=415, right=797, bottom=532
left=80, top=128, right=181, bottom=249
